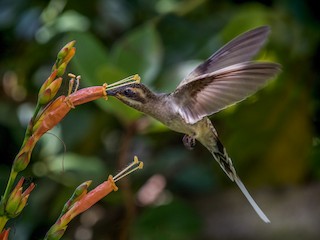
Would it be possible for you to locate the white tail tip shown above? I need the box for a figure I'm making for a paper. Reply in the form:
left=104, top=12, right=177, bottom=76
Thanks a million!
left=234, top=176, right=270, bottom=223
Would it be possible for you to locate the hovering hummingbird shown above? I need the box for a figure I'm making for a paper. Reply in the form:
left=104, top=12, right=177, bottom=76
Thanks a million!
left=106, top=26, right=281, bottom=223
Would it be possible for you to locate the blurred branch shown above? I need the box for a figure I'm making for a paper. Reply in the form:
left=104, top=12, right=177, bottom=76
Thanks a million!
left=118, top=122, right=138, bottom=240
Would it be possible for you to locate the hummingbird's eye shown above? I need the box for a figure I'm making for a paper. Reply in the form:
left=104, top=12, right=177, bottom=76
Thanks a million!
left=123, top=88, right=135, bottom=97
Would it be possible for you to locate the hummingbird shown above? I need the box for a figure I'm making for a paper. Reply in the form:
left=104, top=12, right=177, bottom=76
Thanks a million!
left=106, top=26, right=281, bottom=223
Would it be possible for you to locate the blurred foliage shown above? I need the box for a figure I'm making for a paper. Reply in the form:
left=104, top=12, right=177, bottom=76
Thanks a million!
left=0, top=0, right=319, bottom=239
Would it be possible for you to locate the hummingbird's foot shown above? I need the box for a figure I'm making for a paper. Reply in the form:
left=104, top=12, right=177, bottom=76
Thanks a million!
left=182, top=134, right=196, bottom=150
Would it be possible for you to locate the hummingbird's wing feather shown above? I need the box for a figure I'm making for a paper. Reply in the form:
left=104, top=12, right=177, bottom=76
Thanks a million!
left=178, top=26, right=270, bottom=88
left=172, top=62, right=281, bottom=124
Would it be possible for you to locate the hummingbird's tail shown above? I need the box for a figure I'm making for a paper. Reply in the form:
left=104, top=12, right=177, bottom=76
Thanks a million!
left=196, top=118, right=270, bottom=222
left=211, top=139, right=270, bottom=223
left=233, top=175, right=270, bottom=223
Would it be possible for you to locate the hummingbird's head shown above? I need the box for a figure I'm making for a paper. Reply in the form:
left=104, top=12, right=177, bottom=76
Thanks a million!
left=106, top=83, right=156, bottom=111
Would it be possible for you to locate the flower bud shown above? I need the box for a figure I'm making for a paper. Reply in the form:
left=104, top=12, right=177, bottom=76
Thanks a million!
left=39, top=70, right=58, bottom=94
left=61, top=181, right=92, bottom=215
left=61, top=47, right=75, bottom=66
left=45, top=228, right=66, bottom=240
left=12, top=152, right=30, bottom=172
left=56, top=62, right=67, bottom=77
left=5, top=188, right=22, bottom=217
left=14, top=195, right=27, bottom=216
left=15, top=183, right=35, bottom=215
left=53, top=41, right=76, bottom=74
left=57, top=41, right=76, bottom=60
left=38, top=78, right=62, bottom=105
left=74, top=181, right=91, bottom=199
left=4, top=178, right=35, bottom=217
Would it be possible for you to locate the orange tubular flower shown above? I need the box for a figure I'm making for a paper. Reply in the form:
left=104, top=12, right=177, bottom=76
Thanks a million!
left=34, top=84, right=107, bottom=136
left=68, top=176, right=118, bottom=219
left=45, top=157, right=143, bottom=240
left=13, top=83, right=108, bottom=173
left=69, top=84, right=108, bottom=106
left=44, top=177, right=117, bottom=239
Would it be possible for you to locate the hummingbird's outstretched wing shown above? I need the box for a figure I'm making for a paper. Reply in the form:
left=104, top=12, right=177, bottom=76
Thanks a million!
left=178, top=26, right=271, bottom=87
left=172, top=62, right=281, bottom=124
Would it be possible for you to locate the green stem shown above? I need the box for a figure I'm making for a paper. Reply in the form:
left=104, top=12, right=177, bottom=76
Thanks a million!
left=0, top=216, right=9, bottom=232
left=1, top=170, right=18, bottom=206
left=0, top=169, right=18, bottom=232
left=22, top=103, right=41, bottom=147
left=0, top=102, right=41, bottom=217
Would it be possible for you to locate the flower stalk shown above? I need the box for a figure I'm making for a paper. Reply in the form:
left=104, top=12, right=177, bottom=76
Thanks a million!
left=0, top=38, right=142, bottom=237
left=44, top=157, right=143, bottom=240
left=0, top=42, right=76, bottom=213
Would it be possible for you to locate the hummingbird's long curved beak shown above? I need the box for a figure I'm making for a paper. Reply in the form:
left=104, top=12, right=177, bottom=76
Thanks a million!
left=106, top=89, right=116, bottom=96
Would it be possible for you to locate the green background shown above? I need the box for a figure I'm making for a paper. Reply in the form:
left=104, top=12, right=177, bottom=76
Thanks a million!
left=0, top=0, right=319, bottom=239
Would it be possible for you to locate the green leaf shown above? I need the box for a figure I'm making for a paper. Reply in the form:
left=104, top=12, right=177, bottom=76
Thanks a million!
left=111, top=23, right=163, bottom=85
left=68, top=32, right=111, bottom=86
left=46, top=152, right=107, bottom=186
left=221, top=3, right=271, bottom=39
left=67, top=32, right=142, bottom=123
left=172, top=163, right=215, bottom=193
left=132, top=200, right=201, bottom=240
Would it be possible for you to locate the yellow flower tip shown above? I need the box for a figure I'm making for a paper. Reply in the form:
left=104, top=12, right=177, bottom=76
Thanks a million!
left=74, top=181, right=92, bottom=197
left=133, top=156, right=139, bottom=164
left=102, top=83, right=108, bottom=100
left=62, top=41, right=76, bottom=52
left=112, top=156, right=144, bottom=183
left=68, top=73, right=76, bottom=78
left=81, top=180, right=92, bottom=189
left=67, top=74, right=80, bottom=96
left=138, top=162, right=144, bottom=169
left=108, top=175, right=118, bottom=191
left=85, top=180, right=92, bottom=186
left=133, top=74, right=141, bottom=83
left=106, top=74, right=141, bottom=90
left=57, top=41, right=76, bottom=59
left=68, top=40, right=76, bottom=48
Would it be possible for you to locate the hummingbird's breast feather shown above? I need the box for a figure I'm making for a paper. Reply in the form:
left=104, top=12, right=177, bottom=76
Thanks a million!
left=144, top=96, right=196, bottom=136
